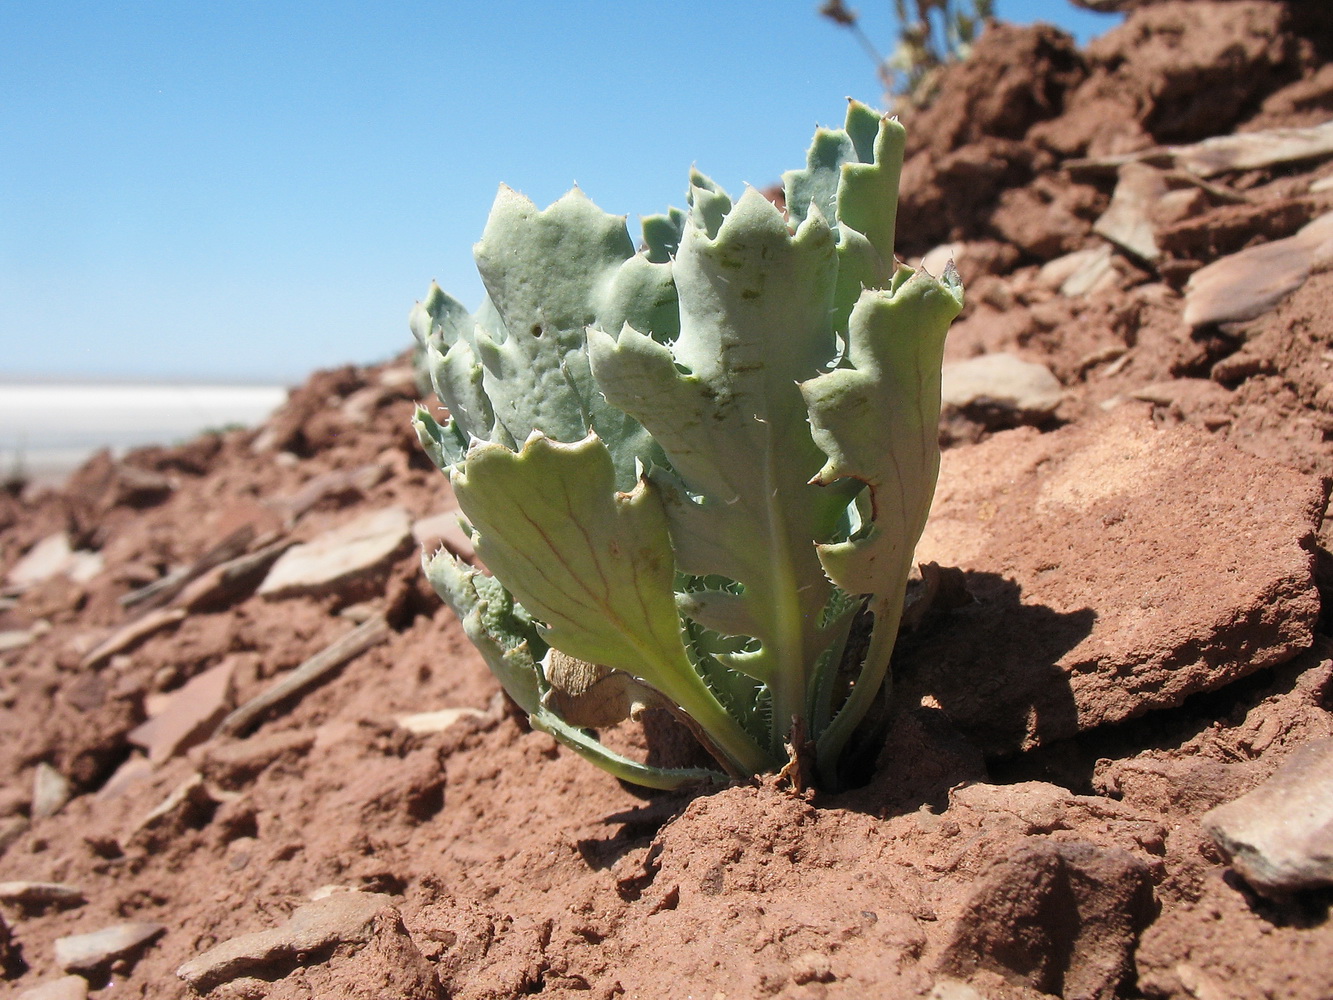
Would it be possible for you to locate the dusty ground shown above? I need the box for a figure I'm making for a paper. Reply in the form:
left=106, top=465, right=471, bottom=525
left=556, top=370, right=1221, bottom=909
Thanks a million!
left=2, top=2, right=1332, bottom=997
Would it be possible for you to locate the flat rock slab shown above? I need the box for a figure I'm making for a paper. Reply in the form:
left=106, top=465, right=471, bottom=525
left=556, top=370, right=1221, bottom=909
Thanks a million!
left=258, top=507, right=412, bottom=598
left=901, top=407, right=1325, bottom=754
left=1203, top=737, right=1333, bottom=898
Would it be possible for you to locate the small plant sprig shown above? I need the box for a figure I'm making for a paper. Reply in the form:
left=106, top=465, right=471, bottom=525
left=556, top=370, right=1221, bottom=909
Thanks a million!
left=820, top=0, right=993, bottom=110
left=412, top=101, right=961, bottom=790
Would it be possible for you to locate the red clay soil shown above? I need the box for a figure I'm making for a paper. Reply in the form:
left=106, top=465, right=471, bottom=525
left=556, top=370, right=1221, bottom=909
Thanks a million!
left=2, top=3, right=1332, bottom=998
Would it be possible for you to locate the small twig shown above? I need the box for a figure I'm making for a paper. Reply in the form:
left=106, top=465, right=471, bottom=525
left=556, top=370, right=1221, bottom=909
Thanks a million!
left=120, top=524, right=258, bottom=609
left=217, top=613, right=390, bottom=737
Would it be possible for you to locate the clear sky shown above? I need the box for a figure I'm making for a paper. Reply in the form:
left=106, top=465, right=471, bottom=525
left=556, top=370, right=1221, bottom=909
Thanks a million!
left=1, top=2, right=1121, bottom=383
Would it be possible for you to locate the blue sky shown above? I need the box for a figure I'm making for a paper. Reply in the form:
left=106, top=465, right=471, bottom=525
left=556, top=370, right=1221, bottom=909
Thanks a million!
left=1, top=2, right=1121, bottom=383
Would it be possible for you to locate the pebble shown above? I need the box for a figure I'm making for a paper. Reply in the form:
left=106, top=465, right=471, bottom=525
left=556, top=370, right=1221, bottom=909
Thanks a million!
left=1170, top=118, right=1333, bottom=178
left=79, top=607, right=186, bottom=671
left=1202, top=737, right=1333, bottom=897
left=125, top=772, right=214, bottom=848
left=936, top=837, right=1154, bottom=998
left=171, top=538, right=293, bottom=612
left=0, top=629, right=35, bottom=653
left=31, top=763, right=71, bottom=820
left=929, top=980, right=985, bottom=1000
left=54, top=921, right=165, bottom=974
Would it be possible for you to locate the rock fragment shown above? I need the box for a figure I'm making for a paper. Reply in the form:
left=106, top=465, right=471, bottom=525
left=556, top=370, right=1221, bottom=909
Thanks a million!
left=1183, top=209, right=1333, bottom=329
left=54, top=920, right=165, bottom=974
left=124, top=772, right=217, bottom=850
left=1202, top=737, right=1333, bottom=898
left=936, top=838, right=1156, bottom=1000
left=15, top=977, right=89, bottom=1000
left=0, top=880, right=86, bottom=912
left=395, top=707, right=487, bottom=735
left=176, top=891, right=438, bottom=997
left=31, top=762, right=71, bottom=820
left=0, top=628, right=36, bottom=653
left=903, top=408, right=1325, bottom=753
left=194, top=729, right=315, bottom=791
left=1039, top=244, right=1117, bottom=297
left=127, top=659, right=235, bottom=763
left=170, top=537, right=293, bottom=612
left=1093, top=163, right=1168, bottom=263
left=258, top=507, right=412, bottom=599
left=5, top=534, right=101, bottom=590
left=1171, top=119, right=1333, bottom=178
left=270, top=462, right=389, bottom=526
left=940, top=353, right=1064, bottom=428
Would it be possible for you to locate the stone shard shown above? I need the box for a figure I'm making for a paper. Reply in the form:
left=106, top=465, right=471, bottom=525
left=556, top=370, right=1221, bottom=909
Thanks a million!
left=127, top=659, right=235, bottom=764
left=0, top=880, right=86, bottom=912
left=15, top=977, right=89, bottom=1000
left=1171, top=119, right=1333, bottom=178
left=175, top=890, right=439, bottom=998
left=941, top=353, right=1064, bottom=424
left=1039, top=244, right=1118, bottom=297
left=1183, top=210, right=1333, bottom=329
left=1093, top=162, right=1168, bottom=263
left=54, top=920, right=165, bottom=974
left=1202, top=737, right=1333, bottom=898
left=901, top=407, right=1325, bottom=754
left=935, top=837, right=1156, bottom=1000
left=258, top=507, right=413, bottom=599
left=395, top=707, right=487, bottom=734
left=5, top=534, right=101, bottom=590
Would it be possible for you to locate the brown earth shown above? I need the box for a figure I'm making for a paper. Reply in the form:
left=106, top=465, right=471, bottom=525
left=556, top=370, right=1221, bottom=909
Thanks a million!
left=2, top=2, right=1332, bottom=998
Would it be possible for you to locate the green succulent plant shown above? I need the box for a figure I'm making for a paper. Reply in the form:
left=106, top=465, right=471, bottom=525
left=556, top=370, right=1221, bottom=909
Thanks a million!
left=412, top=100, right=962, bottom=790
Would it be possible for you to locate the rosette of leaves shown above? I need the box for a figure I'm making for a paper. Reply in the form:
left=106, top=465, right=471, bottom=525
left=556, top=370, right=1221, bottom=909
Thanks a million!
left=412, top=100, right=962, bottom=790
